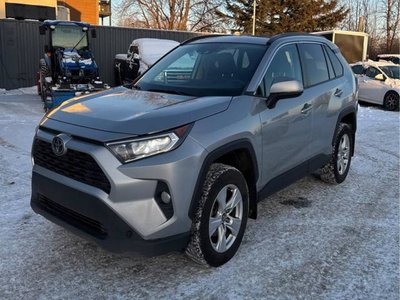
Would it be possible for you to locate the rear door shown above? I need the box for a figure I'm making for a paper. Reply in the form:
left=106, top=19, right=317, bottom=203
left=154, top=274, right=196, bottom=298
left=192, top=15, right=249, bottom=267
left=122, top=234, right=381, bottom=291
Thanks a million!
left=298, top=43, right=341, bottom=159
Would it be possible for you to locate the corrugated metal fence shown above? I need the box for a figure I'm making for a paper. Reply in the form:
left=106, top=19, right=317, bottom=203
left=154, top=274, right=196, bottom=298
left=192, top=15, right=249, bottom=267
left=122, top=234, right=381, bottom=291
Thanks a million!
left=0, top=19, right=201, bottom=90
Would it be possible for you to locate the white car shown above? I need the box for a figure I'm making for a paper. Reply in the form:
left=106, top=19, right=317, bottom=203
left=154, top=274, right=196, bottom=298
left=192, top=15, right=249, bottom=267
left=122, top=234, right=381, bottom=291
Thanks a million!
left=351, top=61, right=399, bottom=111
left=377, top=54, right=400, bottom=65
left=114, top=38, right=179, bottom=85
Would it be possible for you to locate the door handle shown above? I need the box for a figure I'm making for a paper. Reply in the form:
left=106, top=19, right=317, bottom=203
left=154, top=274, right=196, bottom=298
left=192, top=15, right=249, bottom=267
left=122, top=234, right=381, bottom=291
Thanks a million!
left=301, top=103, right=312, bottom=114
left=334, top=88, right=343, bottom=97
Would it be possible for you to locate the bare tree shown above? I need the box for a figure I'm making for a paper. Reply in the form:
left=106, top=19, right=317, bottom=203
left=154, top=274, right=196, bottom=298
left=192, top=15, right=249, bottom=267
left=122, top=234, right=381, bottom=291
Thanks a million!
left=341, top=0, right=378, bottom=33
left=383, top=0, right=400, bottom=52
left=115, top=0, right=225, bottom=32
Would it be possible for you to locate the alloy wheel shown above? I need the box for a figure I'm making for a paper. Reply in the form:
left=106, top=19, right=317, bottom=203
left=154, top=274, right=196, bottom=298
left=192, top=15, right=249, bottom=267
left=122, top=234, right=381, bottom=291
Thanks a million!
left=337, top=134, right=350, bottom=175
left=208, top=184, right=243, bottom=253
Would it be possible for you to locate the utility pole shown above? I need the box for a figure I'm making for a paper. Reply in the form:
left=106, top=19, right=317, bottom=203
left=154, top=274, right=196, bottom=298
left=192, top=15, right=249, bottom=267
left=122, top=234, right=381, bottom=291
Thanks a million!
left=252, top=0, right=256, bottom=35
left=357, top=16, right=364, bottom=32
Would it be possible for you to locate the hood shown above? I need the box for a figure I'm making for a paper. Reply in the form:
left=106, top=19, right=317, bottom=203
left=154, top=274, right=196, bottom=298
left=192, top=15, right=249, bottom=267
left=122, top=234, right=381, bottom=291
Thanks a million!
left=385, top=78, right=400, bottom=89
left=45, top=86, right=232, bottom=135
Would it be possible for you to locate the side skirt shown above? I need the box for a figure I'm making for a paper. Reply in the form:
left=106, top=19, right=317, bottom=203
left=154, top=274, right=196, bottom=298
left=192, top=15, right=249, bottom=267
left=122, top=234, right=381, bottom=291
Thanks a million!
left=257, top=154, right=330, bottom=201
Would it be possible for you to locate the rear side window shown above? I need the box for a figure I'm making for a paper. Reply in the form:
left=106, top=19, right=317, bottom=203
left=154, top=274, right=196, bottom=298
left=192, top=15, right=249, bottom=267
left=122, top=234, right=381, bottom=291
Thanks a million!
left=324, top=46, right=343, bottom=77
left=351, top=65, right=365, bottom=75
left=299, top=44, right=330, bottom=87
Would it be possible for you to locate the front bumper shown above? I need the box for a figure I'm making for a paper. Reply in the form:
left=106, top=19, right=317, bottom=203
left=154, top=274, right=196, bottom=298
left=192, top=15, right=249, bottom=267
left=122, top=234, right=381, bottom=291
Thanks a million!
left=31, top=172, right=189, bottom=255
left=31, top=126, right=207, bottom=254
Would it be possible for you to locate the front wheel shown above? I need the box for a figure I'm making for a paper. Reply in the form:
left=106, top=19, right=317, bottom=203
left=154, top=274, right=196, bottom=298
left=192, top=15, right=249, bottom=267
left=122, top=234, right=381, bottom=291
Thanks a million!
left=318, top=123, right=353, bottom=184
left=185, top=163, right=249, bottom=267
left=383, top=92, right=399, bottom=111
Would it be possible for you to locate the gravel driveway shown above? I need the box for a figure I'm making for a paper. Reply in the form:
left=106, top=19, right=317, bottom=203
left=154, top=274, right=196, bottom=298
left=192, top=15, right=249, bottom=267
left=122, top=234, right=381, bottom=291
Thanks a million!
left=0, top=93, right=398, bottom=299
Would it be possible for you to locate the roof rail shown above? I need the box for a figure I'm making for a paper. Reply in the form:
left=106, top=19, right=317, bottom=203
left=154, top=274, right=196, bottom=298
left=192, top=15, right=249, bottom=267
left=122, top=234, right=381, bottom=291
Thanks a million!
left=181, top=34, right=228, bottom=45
left=266, top=32, right=315, bottom=45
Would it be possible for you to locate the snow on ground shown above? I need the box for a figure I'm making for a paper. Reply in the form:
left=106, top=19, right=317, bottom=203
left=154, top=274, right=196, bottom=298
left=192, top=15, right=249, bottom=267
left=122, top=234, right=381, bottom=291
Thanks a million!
left=0, top=94, right=399, bottom=299
left=0, top=86, right=38, bottom=96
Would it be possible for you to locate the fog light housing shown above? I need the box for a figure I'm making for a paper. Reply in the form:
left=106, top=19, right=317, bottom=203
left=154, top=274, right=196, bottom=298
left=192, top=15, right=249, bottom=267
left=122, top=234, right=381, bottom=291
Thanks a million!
left=155, top=182, right=173, bottom=219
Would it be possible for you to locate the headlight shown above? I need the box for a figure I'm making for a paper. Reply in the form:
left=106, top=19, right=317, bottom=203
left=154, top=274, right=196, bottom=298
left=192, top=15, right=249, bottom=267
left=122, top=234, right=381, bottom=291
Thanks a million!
left=106, top=124, right=191, bottom=163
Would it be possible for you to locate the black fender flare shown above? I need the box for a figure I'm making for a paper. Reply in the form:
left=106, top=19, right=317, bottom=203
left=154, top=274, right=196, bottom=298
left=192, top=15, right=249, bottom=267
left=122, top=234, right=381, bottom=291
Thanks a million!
left=188, top=139, right=259, bottom=220
left=333, top=106, right=357, bottom=155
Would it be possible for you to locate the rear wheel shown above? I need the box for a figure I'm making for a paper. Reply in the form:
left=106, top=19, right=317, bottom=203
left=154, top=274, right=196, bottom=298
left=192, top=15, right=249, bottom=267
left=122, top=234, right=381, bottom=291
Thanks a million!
left=319, top=123, right=353, bottom=184
left=383, top=92, right=399, bottom=111
left=185, top=163, right=249, bottom=267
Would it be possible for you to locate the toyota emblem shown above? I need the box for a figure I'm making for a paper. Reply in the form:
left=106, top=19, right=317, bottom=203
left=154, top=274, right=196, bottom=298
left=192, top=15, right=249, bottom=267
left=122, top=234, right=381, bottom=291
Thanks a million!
left=51, top=134, right=70, bottom=156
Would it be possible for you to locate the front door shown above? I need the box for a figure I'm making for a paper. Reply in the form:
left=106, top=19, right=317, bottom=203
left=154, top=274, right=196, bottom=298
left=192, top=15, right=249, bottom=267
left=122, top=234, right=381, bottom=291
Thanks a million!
left=258, top=44, right=312, bottom=184
left=359, top=66, right=386, bottom=104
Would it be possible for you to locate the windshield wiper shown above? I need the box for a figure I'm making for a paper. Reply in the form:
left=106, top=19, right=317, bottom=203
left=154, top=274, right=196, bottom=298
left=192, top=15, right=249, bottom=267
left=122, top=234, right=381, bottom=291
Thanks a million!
left=71, top=33, right=86, bottom=52
left=146, top=88, right=193, bottom=96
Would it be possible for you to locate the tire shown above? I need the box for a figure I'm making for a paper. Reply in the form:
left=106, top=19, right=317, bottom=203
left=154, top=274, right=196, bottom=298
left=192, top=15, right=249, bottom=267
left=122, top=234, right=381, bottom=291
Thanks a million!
left=185, top=163, right=249, bottom=267
left=39, top=59, right=50, bottom=102
left=319, top=123, right=353, bottom=184
left=383, top=92, right=399, bottom=111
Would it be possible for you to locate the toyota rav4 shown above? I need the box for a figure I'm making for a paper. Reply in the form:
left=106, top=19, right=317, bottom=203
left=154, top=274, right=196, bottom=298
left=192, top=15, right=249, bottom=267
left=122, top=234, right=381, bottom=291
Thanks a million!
left=31, top=34, right=358, bottom=267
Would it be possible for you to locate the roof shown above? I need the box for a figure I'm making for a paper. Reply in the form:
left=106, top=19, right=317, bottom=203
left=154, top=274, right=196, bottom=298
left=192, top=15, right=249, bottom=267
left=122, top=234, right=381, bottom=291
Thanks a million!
left=184, top=33, right=335, bottom=47
left=184, top=35, right=270, bottom=45
left=351, top=60, right=398, bottom=68
left=377, top=54, right=400, bottom=58
left=42, top=20, right=91, bottom=28
left=313, top=30, right=369, bottom=37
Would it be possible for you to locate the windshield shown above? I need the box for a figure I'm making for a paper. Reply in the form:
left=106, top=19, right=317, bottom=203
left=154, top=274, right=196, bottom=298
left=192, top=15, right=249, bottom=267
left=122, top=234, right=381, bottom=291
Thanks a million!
left=380, top=65, right=400, bottom=79
left=135, top=43, right=266, bottom=97
left=52, top=25, right=88, bottom=50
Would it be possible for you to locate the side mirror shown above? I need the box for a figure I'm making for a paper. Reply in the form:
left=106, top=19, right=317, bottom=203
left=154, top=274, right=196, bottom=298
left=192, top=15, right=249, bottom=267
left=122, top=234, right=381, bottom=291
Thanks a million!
left=91, top=29, right=97, bottom=38
left=267, top=80, right=303, bottom=109
left=374, top=74, right=385, bottom=81
left=39, top=25, right=46, bottom=35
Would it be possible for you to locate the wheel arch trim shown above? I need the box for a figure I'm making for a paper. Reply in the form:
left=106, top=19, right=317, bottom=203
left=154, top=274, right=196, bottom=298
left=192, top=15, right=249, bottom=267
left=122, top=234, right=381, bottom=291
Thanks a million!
left=333, top=106, right=357, bottom=156
left=188, top=139, right=259, bottom=220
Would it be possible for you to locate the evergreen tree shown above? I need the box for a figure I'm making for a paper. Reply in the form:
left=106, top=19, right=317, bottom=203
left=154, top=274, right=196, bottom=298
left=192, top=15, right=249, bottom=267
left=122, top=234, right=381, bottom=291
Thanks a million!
left=218, top=0, right=348, bottom=35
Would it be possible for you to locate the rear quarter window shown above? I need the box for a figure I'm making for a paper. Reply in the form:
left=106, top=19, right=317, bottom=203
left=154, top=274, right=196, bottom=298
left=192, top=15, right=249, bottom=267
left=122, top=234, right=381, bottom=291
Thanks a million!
left=324, top=46, right=344, bottom=77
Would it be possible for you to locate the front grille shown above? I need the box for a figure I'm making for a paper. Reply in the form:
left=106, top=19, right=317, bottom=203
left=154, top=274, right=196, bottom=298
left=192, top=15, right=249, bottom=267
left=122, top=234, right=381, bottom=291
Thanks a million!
left=32, top=139, right=111, bottom=194
left=38, top=195, right=107, bottom=238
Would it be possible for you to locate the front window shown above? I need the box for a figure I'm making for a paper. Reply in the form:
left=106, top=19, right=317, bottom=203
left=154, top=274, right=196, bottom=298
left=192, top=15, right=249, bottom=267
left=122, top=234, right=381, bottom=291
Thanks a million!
left=52, top=25, right=88, bottom=50
left=257, top=44, right=303, bottom=97
left=380, top=66, right=400, bottom=79
left=365, top=67, right=381, bottom=79
left=135, top=43, right=266, bottom=97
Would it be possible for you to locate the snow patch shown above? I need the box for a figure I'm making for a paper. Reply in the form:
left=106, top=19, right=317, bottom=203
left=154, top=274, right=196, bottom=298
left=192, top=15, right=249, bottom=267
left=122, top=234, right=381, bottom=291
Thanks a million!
left=133, top=38, right=179, bottom=67
left=1, top=86, right=37, bottom=96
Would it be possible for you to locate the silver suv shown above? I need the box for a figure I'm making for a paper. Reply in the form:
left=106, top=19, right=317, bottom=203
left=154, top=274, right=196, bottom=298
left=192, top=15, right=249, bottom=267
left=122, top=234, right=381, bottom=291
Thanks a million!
left=31, top=34, right=358, bottom=267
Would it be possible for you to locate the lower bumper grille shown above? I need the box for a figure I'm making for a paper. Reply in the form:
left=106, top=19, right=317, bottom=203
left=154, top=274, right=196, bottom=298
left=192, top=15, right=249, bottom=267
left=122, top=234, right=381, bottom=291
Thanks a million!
left=38, top=195, right=107, bottom=239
